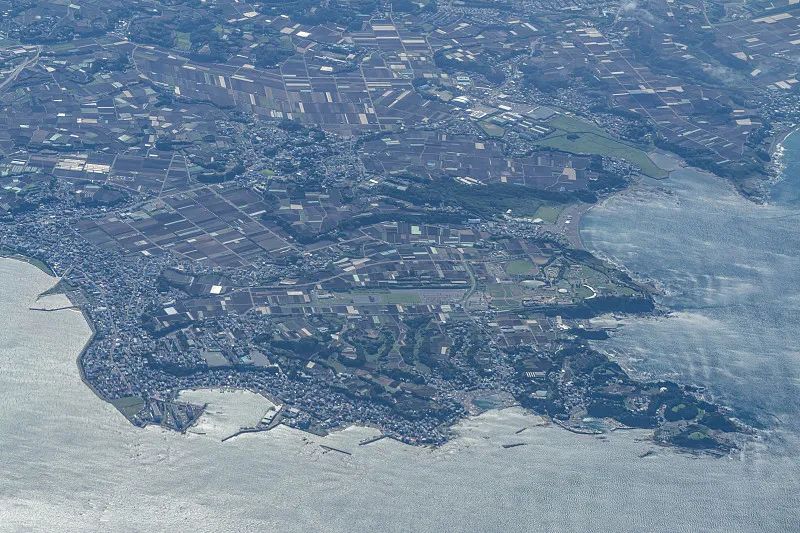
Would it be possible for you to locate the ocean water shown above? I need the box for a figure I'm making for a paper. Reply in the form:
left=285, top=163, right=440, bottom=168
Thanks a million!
left=2, top=146, right=800, bottom=530
left=582, top=153, right=800, bottom=448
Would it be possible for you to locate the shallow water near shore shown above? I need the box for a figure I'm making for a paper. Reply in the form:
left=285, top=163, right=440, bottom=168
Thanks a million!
left=771, top=129, right=800, bottom=207
left=2, top=152, right=800, bottom=529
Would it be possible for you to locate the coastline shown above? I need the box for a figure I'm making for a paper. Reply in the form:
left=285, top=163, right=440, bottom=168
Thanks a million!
left=3, top=254, right=798, bottom=532
left=68, top=290, right=102, bottom=410
left=768, top=126, right=796, bottom=158
left=0, top=254, right=453, bottom=445
left=763, top=126, right=797, bottom=201
left=13, top=251, right=744, bottom=453
left=576, top=154, right=800, bottom=439
left=0, top=253, right=105, bottom=417
left=0, top=250, right=55, bottom=277
left=0, top=152, right=752, bottom=454
left=556, top=149, right=683, bottom=251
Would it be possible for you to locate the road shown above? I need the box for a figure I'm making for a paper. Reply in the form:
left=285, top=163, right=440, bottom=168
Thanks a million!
left=0, top=46, right=41, bottom=94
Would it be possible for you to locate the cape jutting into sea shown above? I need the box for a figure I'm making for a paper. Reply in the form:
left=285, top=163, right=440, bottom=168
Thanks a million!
left=2, top=137, right=800, bottom=531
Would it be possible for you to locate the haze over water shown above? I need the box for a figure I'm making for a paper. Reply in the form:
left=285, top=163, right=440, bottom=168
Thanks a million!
left=3, top=144, right=800, bottom=530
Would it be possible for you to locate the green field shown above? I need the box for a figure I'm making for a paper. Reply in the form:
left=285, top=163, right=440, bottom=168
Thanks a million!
left=486, top=283, right=525, bottom=309
left=506, top=259, right=536, bottom=275
left=488, top=283, right=516, bottom=298
left=382, top=291, right=422, bottom=305
left=502, top=202, right=559, bottom=220
left=534, top=115, right=668, bottom=179
left=328, top=290, right=422, bottom=305
left=175, top=32, right=191, bottom=51
left=574, top=284, right=595, bottom=299
left=533, top=204, right=563, bottom=223
left=479, top=121, right=505, bottom=138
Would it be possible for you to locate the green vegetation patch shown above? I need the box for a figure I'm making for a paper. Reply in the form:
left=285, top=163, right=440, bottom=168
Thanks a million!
left=488, top=283, right=515, bottom=298
left=382, top=291, right=422, bottom=305
left=478, top=121, right=506, bottom=138
left=174, top=32, right=191, bottom=51
left=326, top=290, right=421, bottom=305
left=573, top=284, right=595, bottom=299
left=534, top=115, right=667, bottom=179
left=532, top=204, right=563, bottom=223
left=381, top=178, right=596, bottom=220
left=506, top=259, right=536, bottom=275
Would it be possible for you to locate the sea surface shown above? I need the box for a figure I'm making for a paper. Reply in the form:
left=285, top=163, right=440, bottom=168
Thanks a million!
left=2, top=143, right=800, bottom=530
left=582, top=149, right=800, bottom=449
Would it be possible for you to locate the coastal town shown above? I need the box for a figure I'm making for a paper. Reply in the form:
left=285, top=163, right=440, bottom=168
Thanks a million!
left=1, top=0, right=795, bottom=451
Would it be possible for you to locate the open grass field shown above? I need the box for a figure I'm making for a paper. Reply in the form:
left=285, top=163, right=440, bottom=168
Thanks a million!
left=328, top=290, right=422, bottom=306
left=534, top=115, right=668, bottom=179
left=479, top=121, right=506, bottom=138
left=533, top=204, right=564, bottom=223
left=505, top=259, right=536, bottom=275
left=381, top=291, right=423, bottom=305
